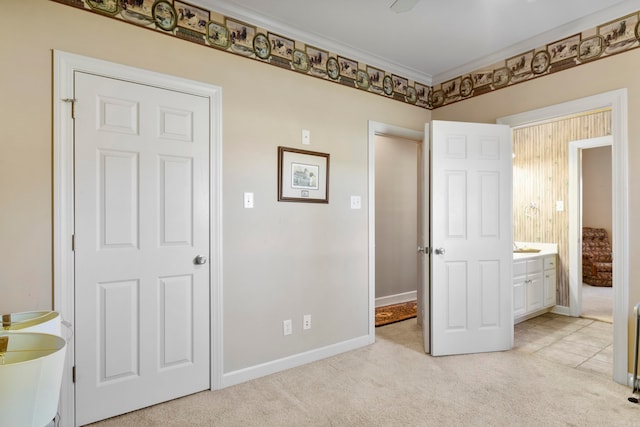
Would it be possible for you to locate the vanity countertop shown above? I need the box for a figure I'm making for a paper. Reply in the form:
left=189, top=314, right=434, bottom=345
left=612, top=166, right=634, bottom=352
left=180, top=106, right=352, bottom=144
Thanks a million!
left=513, top=242, right=558, bottom=260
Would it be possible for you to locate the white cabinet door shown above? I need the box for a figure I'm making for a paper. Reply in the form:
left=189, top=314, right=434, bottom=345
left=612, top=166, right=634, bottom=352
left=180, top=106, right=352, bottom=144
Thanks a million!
left=74, top=72, right=210, bottom=425
left=526, top=272, right=544, bottom=312
left=543, top=256, right=557, bottom=307
left=543, top=272, right=556, bottom=307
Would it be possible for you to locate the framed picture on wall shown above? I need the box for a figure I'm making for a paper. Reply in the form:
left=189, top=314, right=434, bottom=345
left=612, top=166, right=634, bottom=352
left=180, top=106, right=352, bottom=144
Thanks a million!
left=278, top=147, right=330, bottom=203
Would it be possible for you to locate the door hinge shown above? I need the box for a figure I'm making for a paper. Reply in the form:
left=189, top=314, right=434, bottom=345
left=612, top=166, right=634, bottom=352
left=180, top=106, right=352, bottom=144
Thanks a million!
left=71, top=234, right=75, bottom=251
left=72, top=366, right=76, bottom=383
left=62, top=98, right=76, bottom=119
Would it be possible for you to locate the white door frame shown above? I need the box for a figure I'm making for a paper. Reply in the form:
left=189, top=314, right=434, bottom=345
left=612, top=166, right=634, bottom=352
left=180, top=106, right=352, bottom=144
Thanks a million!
left=498, top=89, right=629, bottom=385
left=367, top=121, right=424, bottom=341
left=53, top=51, right=224, bottom=426
left=568, top=136, right=613, bottom=318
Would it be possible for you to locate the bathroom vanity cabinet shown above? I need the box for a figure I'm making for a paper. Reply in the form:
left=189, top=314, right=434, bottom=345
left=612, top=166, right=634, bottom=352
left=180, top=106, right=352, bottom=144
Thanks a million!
left=513, top=247, right=557, bottom=323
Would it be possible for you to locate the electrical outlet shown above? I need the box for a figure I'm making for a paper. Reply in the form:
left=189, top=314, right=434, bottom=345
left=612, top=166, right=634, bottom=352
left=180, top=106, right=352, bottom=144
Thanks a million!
left=303, top=314, right=311, bottom=330
left=283, top=319, right=292, bottom=336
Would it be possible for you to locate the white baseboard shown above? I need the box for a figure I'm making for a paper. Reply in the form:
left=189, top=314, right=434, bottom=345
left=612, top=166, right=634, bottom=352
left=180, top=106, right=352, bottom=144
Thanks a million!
left=375, top=291, right=417, bottom=308
left=220, top=335, right=371, bottom=388
left=551, top=305, right=572, bottom=316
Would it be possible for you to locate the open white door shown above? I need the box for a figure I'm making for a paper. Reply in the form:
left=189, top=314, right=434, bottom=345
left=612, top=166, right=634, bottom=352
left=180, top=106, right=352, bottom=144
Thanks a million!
left=420, top=123, right=430, bottom=353
left=430, top=120, right=513, bottom=356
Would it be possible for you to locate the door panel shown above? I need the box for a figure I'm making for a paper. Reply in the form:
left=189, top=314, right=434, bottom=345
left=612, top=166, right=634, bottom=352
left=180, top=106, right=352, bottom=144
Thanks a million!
left=430, top=120, right=512, bottom=356
left=100, top=150, right=139, bottom=248
left=101, top=279, right=139, bottom=381
left=74, top=72, right=210, bottom=425
left=159, top=274, right=195, bottom=367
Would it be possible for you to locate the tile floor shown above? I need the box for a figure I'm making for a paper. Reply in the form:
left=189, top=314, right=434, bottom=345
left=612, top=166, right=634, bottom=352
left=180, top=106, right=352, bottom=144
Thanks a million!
left=515, top=312, right=613, bottom=378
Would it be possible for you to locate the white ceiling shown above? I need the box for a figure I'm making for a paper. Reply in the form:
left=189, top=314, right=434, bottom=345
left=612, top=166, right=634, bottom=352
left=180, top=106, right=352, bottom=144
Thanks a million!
left=198, top=0, right=640, bottom=85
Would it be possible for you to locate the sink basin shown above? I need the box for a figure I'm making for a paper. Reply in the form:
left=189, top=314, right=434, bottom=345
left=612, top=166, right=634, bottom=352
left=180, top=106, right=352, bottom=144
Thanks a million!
left=513, top=248, right=541, bottom=253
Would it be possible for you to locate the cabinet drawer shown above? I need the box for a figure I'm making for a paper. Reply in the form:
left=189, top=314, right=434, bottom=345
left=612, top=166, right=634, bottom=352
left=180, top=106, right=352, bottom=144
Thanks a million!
left=544, top=256, right=556, bottom=270
left=513, top=261, right=527, bottom=277
left=527, top=258, right=543, bottom=274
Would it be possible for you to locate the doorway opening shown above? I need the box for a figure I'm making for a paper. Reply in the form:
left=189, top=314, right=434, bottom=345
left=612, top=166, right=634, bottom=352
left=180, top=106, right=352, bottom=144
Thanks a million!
left=571, top=137, right=613, bottom=324
left=499, top=89, right=628, bottom=385
left=367, top=122, right=424, bottom=341
left=374, top=134, right=420, bottom=318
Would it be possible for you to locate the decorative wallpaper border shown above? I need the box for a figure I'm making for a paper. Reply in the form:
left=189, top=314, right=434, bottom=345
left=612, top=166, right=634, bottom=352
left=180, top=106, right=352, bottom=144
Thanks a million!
left=51, top=0, right=432, bottom=109
left=431, top=11, right=640, bottom=108
left=50, top=2, right=640, bottom=111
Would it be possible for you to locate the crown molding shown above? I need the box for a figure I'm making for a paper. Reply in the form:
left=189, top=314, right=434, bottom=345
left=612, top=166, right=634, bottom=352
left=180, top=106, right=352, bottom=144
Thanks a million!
left=198, top=0, right=433, bottom=85
left=432, top=0, right=640, bottom=84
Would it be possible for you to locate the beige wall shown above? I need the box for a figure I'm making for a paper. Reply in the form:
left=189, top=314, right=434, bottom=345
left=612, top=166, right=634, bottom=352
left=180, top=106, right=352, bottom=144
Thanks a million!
left=4, top=0, right=638, bottom=376
left=375, top=135, right=419, bottom=300
left=0, top=0, right=429, bottom=372
left=433, top=50, right=640, bottom=370
left=583, top=146, right=613, bottom=241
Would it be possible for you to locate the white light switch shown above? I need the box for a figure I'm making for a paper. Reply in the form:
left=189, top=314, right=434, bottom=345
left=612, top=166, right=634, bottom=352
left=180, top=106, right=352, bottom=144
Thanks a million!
left=556, top=200, right=564, bottom=212
left=302, top=129, right=310, bottom=145
left=350, top=195, right=361, bottom=209
left=244, top=192, right=254, bottom=208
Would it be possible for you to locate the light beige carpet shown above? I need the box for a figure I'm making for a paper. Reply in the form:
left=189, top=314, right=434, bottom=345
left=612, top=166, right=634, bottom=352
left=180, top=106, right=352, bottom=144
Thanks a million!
left=582, top=283, right=613, bottom=323
left=88, top=319, right=638, bottom=427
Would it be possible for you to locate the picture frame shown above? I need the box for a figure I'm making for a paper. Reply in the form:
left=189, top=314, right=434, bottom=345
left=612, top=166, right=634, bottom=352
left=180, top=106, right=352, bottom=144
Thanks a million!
left=278, top=147, right=330, bottom=203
